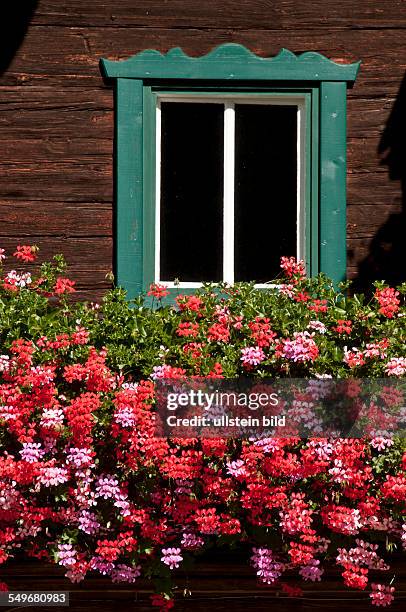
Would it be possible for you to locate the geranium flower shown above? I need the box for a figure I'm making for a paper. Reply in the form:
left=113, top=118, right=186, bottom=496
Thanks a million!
left=370, top=583, right=395, bottom=607
left=375, top=287, right=400, bottom=318
left=54, top=277, right=76, bottom=294
left=13, top=244, right=38, bottom=263
left=384, top=357, right=406, bottom=377
left=240, top=346, right=266, bottom=367
left=148, top=283, right=169, bottom=299
left=161, top=548, right=183, bottom=569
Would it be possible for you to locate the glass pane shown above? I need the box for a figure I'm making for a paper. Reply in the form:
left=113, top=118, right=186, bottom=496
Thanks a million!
left=234, top=104, right=297, bottom=283
left=160, top=102, right=224, bottom=282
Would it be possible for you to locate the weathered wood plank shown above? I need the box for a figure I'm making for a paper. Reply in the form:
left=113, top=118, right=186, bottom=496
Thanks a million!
left=0, top=86, right=112, bottom=110
left=347, top=97, right=396, bottom=136
left=347, top=173, right=403, bottom=207
left=347, top=139, right=388, bottom=173
left=347, top=203, right=402, bottom=238
left=30, top=0, right=406, bottom=29
left=0, top=201, right=112, bottom=236
left=0, top=161, right=112, bottom=201
left=0, top=108, right=112, bottom=140
left=0, top=236, right=112, bottom=268
left=348, top=267, right=359, bottom=280
left=0, top=138, right=111, bottom=160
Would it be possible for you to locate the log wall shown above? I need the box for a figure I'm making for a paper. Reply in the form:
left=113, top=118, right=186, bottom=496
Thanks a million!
left=1, top=1, right=406, bottom=299
left=1, top=557, right=405, bottom=612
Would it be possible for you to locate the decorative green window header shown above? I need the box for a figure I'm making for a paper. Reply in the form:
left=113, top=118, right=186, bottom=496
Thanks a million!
left=100, top=44, right=360, bottom=82
left=100, top=44, right=360, bottom=299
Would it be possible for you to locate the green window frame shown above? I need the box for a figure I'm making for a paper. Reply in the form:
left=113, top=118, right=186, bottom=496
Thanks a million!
left=100, top=44, right=360, bottom=299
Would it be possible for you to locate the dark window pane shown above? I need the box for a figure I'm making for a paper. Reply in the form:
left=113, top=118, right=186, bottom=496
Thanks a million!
left=234, top=104, right=297, bottom=282
left=160, top=102, right=224, bottom=282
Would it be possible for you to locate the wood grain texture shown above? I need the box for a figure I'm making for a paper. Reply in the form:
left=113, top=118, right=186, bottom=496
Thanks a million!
left=0, top=201, right=112, bottom=236
left=347, top=203, right=402, bottom=237
left=0, top=0, right=405, bottom=299
left=0, top=558, right=405, bottom=612
left=347, top=174, right=403, bottom=207
left=29, top=1, right=406, bottom=29
left=0, top=161, right=112, bottom=201
left=0, top=237, right=112, bottom=266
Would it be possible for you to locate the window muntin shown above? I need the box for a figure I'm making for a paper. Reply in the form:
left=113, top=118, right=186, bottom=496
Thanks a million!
left=155, top=94, right=307, bottom=288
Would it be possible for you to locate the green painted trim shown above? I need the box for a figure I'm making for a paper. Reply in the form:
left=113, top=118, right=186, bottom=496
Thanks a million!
left=142, top=86, right=156, bottom=291
left=105, top=46, right=360, bottom=295
left=115, top=78, right=144, bottom=298
left=304, top=94, right=312, bottom=273
left=319, top=81, right=347, bottom=284
left=100, top=44, right=360, bottom=83
left=153, top=89, right=313, bottom=97
left=310, top=86, right=320, bottom=276
left=154, top=84, right=316, bottom=93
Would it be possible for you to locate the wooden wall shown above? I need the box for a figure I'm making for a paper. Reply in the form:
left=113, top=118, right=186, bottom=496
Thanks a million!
left=1, top=1, right=405, bottom=300
left=2, top=557, right=406, bottom=611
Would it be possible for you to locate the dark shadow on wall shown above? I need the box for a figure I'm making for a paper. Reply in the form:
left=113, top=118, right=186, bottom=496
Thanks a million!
left=0, top=2, right=39, bottom=76
left=352, top=73, right=406, bottom=292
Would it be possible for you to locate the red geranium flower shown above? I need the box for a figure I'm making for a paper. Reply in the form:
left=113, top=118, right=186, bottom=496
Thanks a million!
left=13, top=244, right=38, bottom=262
left=54, top=277, right=76, bottom=294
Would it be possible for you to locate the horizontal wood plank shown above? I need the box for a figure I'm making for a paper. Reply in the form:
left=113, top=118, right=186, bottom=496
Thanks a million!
left=0, top=161, right=112, bottom=201
left=347, top=203, right=402, bottom=237
left=347, top=172, right=403, bottom=207
left=0, top=201, right=112, bottom=236
left=0, top=236, right=112, bottom=274
left=0, top=108, right=112, bottom=141
left=30, top=0, right=406, bottom=29
left=0, top=138, right=111, bottom=160
left=0, top=86, right=112, bottom=110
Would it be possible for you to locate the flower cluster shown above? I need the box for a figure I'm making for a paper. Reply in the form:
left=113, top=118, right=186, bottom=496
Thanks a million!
left=375, top=287, right=400, bottom=318
left=0, top=245, right=75, bottom=297
left=0, top=248, right=404, bottom=609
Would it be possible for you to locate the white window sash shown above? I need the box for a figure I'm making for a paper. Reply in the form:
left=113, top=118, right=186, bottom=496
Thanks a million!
left=155, top=95, right=305, bottom=287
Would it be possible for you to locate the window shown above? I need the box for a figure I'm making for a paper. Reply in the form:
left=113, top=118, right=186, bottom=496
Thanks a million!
left=157, top=96, right=303, bottom=287
left=100, top=44, right=360, bottom=298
